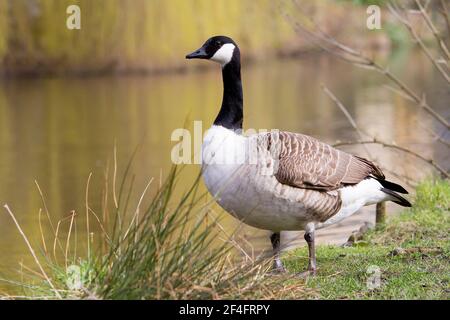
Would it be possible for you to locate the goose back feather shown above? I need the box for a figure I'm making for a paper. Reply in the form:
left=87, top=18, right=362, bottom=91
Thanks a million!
left=265, top=131, right=385, bottom=191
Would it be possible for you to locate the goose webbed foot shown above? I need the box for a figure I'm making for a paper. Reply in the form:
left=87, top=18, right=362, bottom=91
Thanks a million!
left=270, top=232, right=287, bottom=274
left=296, top=268, right=317, bottom=278
left=271, top=258, right=287, bottom=274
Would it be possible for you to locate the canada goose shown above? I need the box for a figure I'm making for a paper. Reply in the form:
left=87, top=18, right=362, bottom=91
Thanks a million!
left=186, top=36, right=411, bottom=275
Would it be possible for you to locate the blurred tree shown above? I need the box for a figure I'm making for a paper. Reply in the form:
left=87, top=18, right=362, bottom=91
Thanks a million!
left=0, top=0, right=330, bottom=75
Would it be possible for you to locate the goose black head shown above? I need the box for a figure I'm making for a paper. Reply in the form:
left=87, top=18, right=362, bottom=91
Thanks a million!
left=186, top=36, right=239, bottom=67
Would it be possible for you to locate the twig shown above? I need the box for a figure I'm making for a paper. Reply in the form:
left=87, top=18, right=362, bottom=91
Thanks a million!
left=321, top=84, right=425, bottom=187
left=3, top=204, right=62, bottom=299
left=321, top=84, right=366, bottom=138
left=321, top=84, right=373, bottom=159
left=415, top=0, right=450, bottom=60
left=388, top=2, right=450, bottom=84
left=283, top=2, right=450, bottom=130
left=439, top=0, right=450, bottom=39
left=320, top=84, right=394, bottom=221
left=333, top=139, right=449, bottom=178
left=418, top=122, right=450, bottom=148
left=383, top=84, right=416, bottom=102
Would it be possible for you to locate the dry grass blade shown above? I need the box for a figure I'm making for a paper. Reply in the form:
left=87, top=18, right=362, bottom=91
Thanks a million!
left=65, top=211, right=76, bottom=269
left=86, top=172, right=92, bottom=261
left=38, top=208, right=47, bottom=255
left=35, top=181, right=65, bottom=255
left=113, top=144, right=118, bottom=209
left=88, top=207, right=112, bottom=244
left=123, top=177, right=154, bottom=241
left=3, top=204, right=62, bottom=299
left=53, top=220, right=62, bottom=262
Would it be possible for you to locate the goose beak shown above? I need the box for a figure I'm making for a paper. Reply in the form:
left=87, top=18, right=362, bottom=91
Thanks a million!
left=186, top=47, right=208, bottom=59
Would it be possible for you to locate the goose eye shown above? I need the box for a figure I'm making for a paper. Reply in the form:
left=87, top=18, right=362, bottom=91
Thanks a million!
left=216, top=41, right=221, bottom=46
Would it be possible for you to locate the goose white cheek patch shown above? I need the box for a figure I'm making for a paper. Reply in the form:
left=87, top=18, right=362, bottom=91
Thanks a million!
left=210, top=43, right=235, bottom=66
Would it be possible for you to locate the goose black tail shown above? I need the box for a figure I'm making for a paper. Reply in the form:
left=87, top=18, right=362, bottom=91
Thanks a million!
left=381, top=187, right=412, bottom=207
left=375, top=178, right=409, bottom=194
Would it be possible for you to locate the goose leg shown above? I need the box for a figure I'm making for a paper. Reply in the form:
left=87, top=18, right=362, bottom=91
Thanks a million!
left=270, top=232, right=286, bottom=273
left=304, top=230, right=317, bottom=275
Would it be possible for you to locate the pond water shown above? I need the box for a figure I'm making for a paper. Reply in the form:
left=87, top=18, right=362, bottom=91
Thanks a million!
left=0, top=50, right=448, bottom=284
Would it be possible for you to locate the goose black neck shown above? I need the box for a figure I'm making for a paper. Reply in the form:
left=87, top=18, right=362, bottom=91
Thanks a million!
left=213, top=55, right=243, bottom=131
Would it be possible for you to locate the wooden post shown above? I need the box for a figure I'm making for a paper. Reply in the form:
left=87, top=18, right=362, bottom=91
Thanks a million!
left=376, top=202, right=386, bottom=225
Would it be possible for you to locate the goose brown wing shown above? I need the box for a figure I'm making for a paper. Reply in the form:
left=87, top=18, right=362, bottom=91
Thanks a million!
left=266, top=131, right=384, bottom=191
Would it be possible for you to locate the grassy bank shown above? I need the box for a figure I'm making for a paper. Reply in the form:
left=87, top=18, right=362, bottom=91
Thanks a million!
left=285, top=179, right=450, bottom=299
left=0, top=171, right=448, bottom=299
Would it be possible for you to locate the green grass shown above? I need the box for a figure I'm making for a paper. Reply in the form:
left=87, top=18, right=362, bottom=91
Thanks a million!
left=284, top=179, right=450, bottom=299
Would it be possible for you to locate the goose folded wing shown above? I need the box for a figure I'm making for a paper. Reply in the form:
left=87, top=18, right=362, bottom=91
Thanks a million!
left=267, top=131, right=384, bottom=191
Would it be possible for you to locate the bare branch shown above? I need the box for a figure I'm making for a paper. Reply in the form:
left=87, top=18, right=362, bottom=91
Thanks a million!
left=380, top=68, right=449, bottom=129
left=418, top=122, right=450, bottom=148
left=439, top=0, right=450, bottom=37
left=415, top=0, right=450, bottom=60
left=321, top=84, right=370, bottom=139
left=323, top=84, right=448, bottom=181
left=321, top=84, right=374, bottom=159
left=383, top=84, right=416, bottom=102
left=333, top=139, right=449, bottom=179
left=282, top=1, right=450, bottom=130
left=388, top=2, right=450, bottom=84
